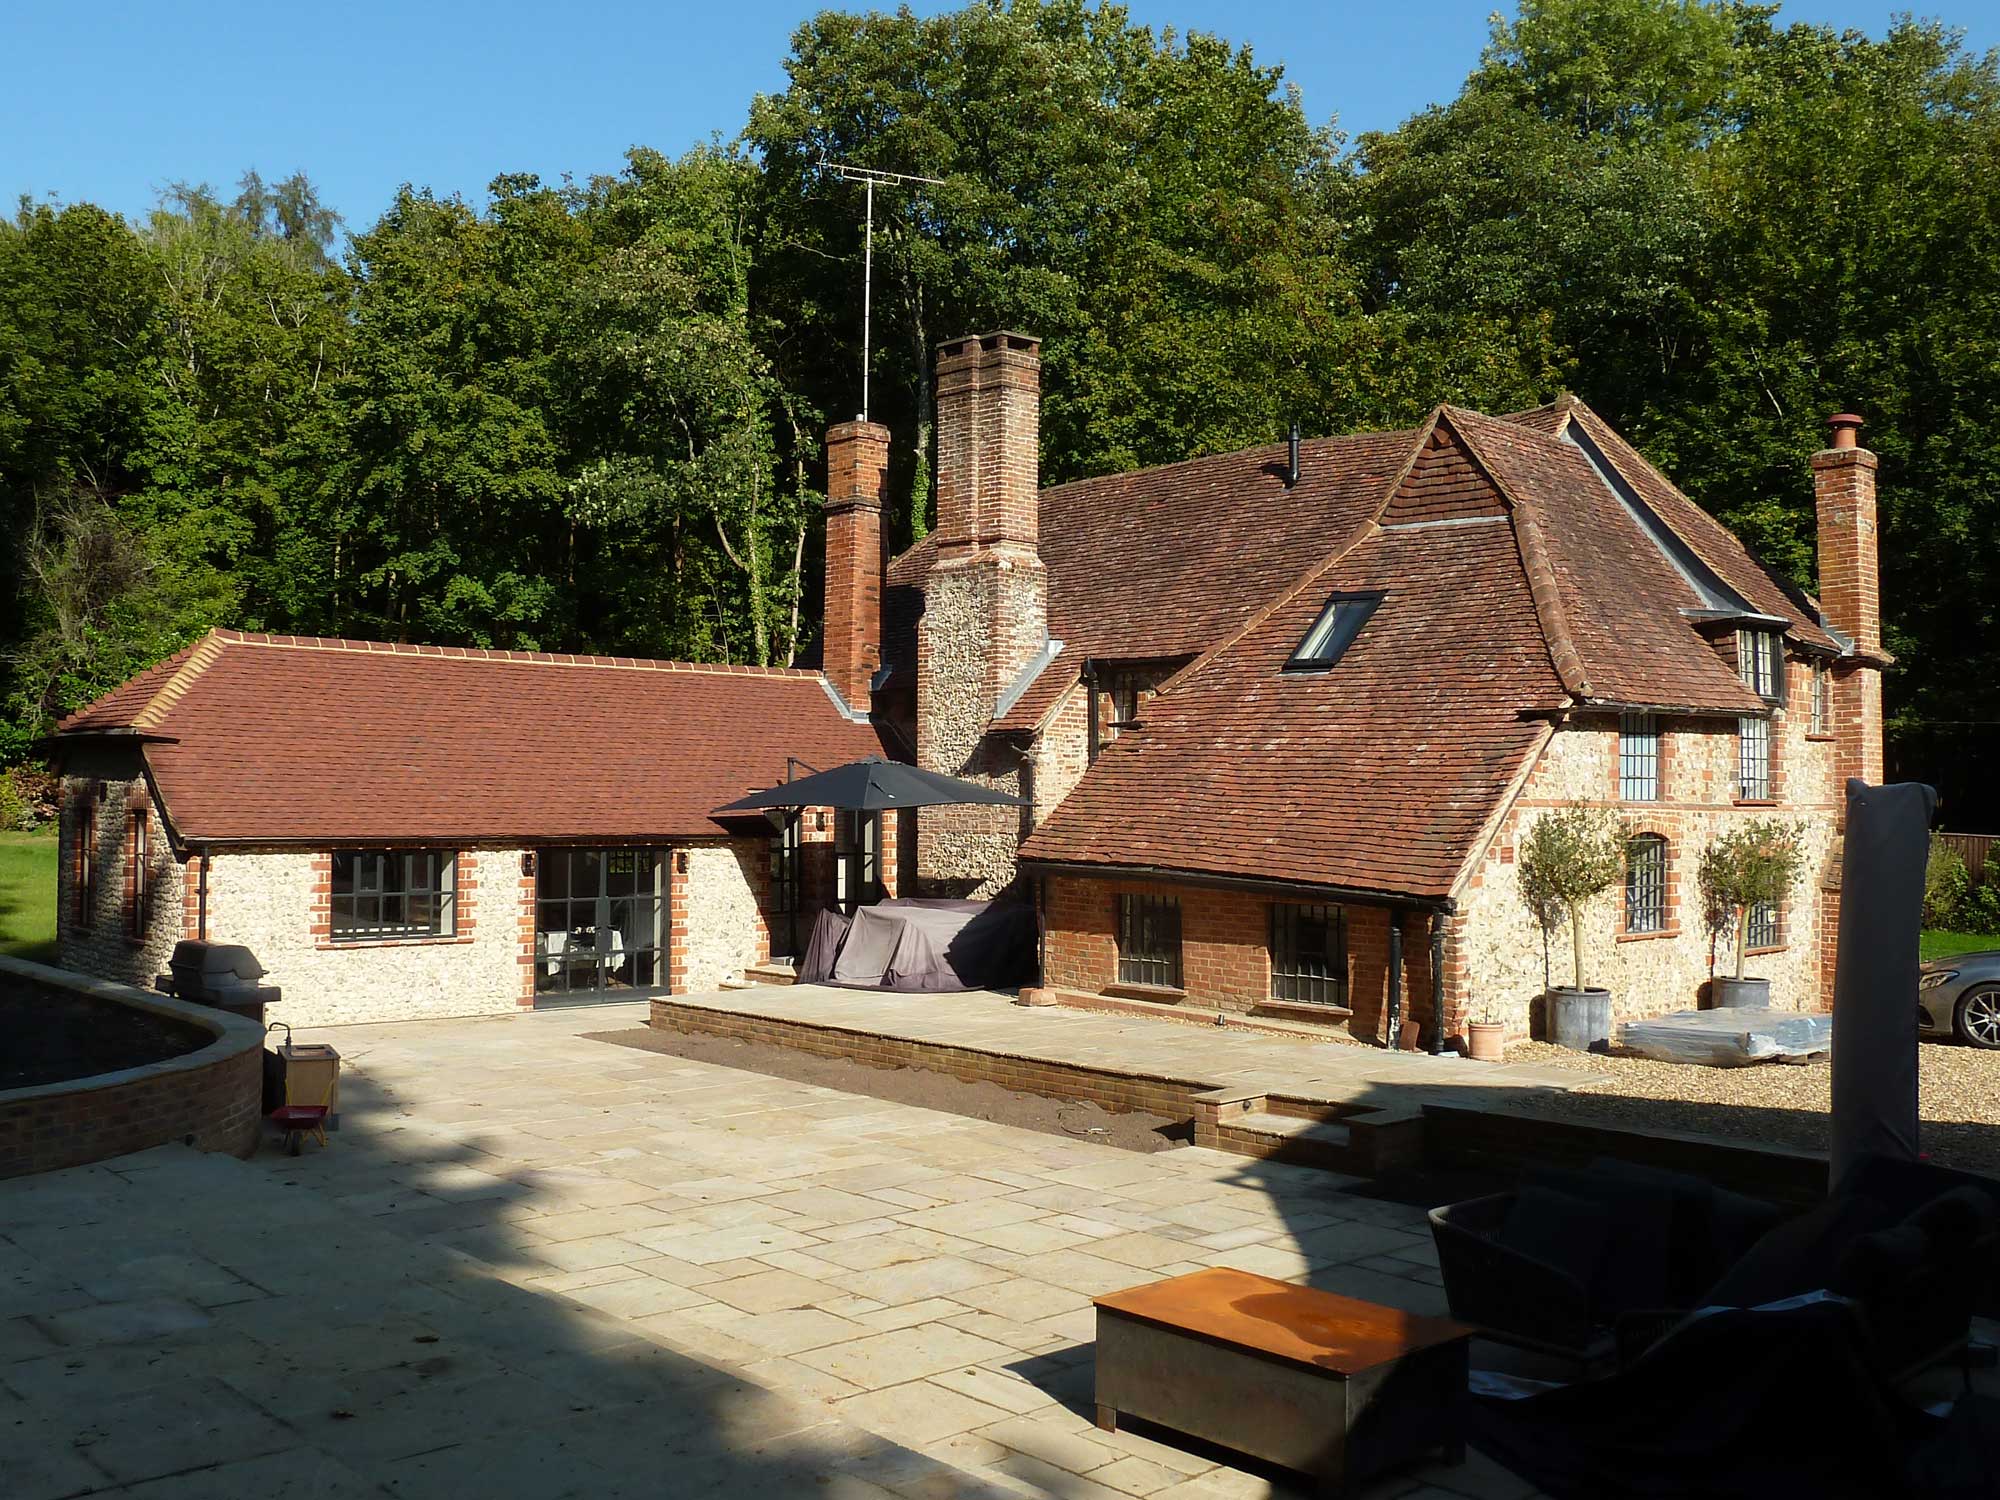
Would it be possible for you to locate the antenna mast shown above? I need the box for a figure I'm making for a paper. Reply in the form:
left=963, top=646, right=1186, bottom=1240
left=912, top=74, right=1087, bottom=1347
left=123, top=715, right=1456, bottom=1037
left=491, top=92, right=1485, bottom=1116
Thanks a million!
left=825, top=160, right=942, bottom=423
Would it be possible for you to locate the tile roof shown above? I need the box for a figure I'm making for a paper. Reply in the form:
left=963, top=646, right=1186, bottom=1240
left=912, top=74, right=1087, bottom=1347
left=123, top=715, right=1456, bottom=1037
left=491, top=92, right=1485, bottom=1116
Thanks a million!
left=1019, top=496, right=1565, bottom=900
left=54, top=630, right=884, bottom=844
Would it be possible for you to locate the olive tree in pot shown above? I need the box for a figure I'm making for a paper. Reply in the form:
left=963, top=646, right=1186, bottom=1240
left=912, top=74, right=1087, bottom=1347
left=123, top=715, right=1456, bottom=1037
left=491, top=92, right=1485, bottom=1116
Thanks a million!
left=1698, top=818, right=1809, bottom=1008
left=1517, top=802, right=1627, bottom=1050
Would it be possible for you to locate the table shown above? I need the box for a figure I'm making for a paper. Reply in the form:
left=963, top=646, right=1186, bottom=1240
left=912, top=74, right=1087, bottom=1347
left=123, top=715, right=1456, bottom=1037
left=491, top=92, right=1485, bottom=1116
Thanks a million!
left=1093, top=1267, right=1472, bottom=1497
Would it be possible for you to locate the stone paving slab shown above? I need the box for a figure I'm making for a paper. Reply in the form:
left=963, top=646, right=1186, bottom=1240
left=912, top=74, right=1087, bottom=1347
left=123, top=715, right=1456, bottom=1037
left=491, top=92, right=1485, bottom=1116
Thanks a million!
left=665, top=985, right=1599, bottom=1113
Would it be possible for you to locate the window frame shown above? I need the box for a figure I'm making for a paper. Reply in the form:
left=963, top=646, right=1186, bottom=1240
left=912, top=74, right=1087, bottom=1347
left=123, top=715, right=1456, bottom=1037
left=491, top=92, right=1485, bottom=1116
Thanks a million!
left=1624, top=834, right=1668, bottom=935
left=1270, top=902, right=1348, bottom=1008
left=75, top=797, right=97, bottom=930
left=126, top=809, right=147, bottom=939
left=1285, top=591, right=1385, bottom=673
left=1737, top=715, right=1773, bottom=801
left=1810, top=664, right=1832, bottom=736
left=1736, top=628, right=1783, bottom=704
left=1745, top=900, right=1782, bottom=951
left=329, top=849, right=458, bottom=943
left=834, top=809, right=882, bottom=915
left=1619, top=713, right=1660, bottom=802
left=1116, top=892, right=1182, bottom=989
left=532, top=847, right=667, bottom=996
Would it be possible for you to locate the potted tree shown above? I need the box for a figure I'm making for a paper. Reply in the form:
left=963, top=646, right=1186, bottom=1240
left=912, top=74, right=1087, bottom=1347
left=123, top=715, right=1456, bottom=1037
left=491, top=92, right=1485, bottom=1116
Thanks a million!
left=1517, top=802, right=1626, bottom=1050
left=1698, top=819, right=1809, bottom=1008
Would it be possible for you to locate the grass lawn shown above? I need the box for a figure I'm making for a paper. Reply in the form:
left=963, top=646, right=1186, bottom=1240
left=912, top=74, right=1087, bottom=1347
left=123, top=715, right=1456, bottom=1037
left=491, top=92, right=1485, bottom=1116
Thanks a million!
left=0, top=830, right=58, bottom=962
left=1922, top=929, right=2000, bottom=961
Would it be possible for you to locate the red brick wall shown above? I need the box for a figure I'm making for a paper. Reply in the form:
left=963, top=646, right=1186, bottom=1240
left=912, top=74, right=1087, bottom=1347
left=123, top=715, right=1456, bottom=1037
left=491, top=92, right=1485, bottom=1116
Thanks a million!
left=933, top=332, right=1041, bottom=557
left=1042, top=873, right=1447, bottom=1044
left=0, top=966, right=264, bottom=1179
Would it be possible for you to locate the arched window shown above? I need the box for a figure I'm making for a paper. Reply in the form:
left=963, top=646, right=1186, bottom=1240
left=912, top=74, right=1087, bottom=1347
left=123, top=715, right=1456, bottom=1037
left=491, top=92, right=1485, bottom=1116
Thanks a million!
left=1625, top=835, right=1668, bottom=934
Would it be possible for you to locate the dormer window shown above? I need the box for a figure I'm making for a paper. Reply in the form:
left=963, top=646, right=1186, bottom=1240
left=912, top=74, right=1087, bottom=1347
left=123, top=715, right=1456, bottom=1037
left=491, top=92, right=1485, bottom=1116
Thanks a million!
left=1736, top=629, right=1782, bottom=703
left=1286, top=592, right=1383, bottom=672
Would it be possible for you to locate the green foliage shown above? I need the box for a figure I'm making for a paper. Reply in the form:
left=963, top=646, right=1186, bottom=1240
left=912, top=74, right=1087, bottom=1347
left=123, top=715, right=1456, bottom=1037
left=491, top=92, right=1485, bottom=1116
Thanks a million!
left=1698, top=817, right=1809, bottom=977
left=1517, top=802, right=1627, bottom=990
left=1926, top=837, right=1970, bottom=928
left=1962, top=878, right=2000, bottom=935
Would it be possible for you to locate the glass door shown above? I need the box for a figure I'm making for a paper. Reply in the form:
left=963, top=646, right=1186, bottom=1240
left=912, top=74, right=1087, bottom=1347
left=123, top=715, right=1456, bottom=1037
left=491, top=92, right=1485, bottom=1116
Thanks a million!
left=535, top=847, right=665, bottom=1000
left=834, top=810, right=881, bottom=916
left=769, top=814, right=803, bottom=958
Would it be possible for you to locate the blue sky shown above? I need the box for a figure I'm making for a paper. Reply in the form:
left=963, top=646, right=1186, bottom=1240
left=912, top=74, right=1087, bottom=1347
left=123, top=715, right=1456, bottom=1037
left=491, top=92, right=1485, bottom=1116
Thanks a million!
left=5, top=1, right=1993, bottom=234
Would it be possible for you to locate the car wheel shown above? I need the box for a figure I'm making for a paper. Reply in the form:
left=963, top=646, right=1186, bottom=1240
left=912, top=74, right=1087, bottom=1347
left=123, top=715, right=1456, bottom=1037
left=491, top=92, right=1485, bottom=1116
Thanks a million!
left=1955, top=986, right=2000, bottom=1050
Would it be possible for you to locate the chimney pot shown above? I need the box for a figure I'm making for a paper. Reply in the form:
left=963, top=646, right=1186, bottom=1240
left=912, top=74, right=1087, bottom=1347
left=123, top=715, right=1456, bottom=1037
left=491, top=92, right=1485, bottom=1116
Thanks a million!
left=1827, top=412, right=1864, bottom=450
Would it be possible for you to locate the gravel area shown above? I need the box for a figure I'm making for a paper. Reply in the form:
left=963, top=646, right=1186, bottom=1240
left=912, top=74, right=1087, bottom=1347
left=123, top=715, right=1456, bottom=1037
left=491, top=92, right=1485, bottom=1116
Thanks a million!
left=1500, top=1036, right=2000, bottom=1177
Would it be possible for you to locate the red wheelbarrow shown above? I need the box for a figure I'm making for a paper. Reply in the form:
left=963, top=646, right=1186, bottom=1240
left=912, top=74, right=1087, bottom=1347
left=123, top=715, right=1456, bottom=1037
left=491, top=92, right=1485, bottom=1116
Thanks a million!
left=269, top=1102, right=330, bottom=1156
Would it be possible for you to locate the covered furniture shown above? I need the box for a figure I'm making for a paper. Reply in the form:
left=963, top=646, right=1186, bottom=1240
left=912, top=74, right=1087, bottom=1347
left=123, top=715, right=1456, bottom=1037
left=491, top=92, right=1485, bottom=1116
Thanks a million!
left=798, top=898, right=1037, bottom=992
left=157, top=940, right=281, bottom=1024
left=1094, top=1267, right=1472, bottom=1498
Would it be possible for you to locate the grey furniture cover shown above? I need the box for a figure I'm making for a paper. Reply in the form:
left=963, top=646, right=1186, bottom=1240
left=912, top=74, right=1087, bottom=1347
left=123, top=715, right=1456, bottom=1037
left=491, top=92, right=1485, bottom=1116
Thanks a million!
left=799, top=899, right=1036, bottom=992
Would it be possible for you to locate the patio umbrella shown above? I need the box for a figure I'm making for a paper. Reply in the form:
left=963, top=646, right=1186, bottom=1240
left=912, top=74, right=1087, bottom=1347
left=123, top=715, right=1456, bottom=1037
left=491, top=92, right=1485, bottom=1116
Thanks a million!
left=715, top=756, right=1025, bottom=813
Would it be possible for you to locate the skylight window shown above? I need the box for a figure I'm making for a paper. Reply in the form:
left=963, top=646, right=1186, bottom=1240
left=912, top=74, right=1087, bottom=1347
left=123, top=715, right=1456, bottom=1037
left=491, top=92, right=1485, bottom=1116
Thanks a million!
left=1285, top=591, right=1383, bottom=672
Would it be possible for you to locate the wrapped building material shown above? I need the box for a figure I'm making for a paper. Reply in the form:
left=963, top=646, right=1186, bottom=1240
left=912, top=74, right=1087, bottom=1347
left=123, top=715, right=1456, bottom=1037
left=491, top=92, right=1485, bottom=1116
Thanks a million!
left=1620, top=1008, right=1833, bottom=1067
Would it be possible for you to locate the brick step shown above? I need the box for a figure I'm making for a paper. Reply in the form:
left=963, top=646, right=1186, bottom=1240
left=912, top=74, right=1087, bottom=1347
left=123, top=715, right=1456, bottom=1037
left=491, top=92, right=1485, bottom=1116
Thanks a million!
left=1214, top=1110, right=1361, bottom=1173
left=744, top=963, right=798, bottom=987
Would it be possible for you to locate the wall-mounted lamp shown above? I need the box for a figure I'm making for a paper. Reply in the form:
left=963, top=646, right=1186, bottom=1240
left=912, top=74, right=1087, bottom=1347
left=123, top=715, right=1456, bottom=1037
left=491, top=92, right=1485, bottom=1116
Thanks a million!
left=675, top=851, right=689, bottom=874
left=521, top=852, right=537, bottom=877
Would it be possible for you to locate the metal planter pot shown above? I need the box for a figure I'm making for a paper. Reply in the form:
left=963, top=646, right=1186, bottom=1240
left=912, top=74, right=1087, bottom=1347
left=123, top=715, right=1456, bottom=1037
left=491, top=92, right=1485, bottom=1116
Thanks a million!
left=1547, top=987, right=1613, bottom=1051
left=1713, top=976, right=1771, bottom=1009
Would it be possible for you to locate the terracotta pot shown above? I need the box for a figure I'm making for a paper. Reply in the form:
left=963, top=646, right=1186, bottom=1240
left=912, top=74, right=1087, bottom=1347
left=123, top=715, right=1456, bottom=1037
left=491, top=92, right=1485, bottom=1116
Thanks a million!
left=1466, top=1021, right=1505, bottom=1063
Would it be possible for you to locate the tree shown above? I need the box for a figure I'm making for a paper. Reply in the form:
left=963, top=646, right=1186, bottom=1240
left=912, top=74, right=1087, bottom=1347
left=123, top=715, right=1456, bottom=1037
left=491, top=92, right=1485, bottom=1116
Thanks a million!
left=1516, top=802, right=1627, bottom=992
left=1698, top=818, right=1809, bottom=980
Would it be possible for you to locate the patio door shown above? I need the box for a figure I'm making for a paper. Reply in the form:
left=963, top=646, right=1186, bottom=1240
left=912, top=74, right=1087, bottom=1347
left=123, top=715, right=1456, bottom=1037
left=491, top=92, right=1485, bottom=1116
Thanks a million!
left=534, top=847, right=666, bottom=1001
left=834, top=810, right=881, bottom=916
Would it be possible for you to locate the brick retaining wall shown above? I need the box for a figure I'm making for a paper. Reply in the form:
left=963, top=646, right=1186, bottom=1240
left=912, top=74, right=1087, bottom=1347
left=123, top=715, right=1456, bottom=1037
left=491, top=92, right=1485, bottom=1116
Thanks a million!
left=0, top=957, right=265, bottom=1180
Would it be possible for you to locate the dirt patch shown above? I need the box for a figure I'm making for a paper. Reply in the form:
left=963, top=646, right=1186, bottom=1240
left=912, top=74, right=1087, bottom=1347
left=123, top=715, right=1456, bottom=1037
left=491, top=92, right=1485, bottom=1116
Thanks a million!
left=585, top=1025, right=1190, bottom=1154
left=1, top=989, right=211, bottom=1090
left=1499, top=1037, right=2000, bottom=1178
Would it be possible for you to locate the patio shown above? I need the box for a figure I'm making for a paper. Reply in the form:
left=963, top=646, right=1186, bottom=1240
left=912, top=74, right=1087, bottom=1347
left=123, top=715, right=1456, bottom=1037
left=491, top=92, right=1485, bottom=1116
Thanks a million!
left=0, top=1002, right=1551, bottom=1498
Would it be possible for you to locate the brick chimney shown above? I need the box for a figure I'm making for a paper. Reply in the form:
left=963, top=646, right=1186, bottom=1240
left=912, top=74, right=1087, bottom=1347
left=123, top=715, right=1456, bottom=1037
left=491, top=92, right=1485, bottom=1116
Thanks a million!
left=917, top=332, right=1047, bottom=895
left=822, top=419, right=888, bottom=711
left=1810, top=411, right=1885, bottom=785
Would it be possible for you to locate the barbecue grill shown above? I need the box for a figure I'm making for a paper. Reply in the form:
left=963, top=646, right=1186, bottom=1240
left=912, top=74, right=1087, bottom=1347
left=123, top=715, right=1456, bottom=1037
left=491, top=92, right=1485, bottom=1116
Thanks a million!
left=158, top=940, right=281, bottom=1024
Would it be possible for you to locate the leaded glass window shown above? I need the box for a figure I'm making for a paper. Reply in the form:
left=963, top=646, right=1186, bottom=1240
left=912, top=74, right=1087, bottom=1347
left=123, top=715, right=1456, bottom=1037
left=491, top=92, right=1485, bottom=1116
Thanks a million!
left=1737, top=629, right=1781, bottom=702
left=1620, top=714, right=1660, bottom=801
left=1625, top=835, right=1667, bottom=934
left=1738, top=716, right=1772, bottom=800
left=1117, top=892, right=1181, bottom=988
left=1270, top=903, right=1347, bottom=1006
left=1745, top=901, right=1781, bottom=950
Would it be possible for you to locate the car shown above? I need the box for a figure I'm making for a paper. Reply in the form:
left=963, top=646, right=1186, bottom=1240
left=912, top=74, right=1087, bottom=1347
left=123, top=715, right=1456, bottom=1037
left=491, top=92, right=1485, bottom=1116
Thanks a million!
left=1918, top=951, right=2000, bottom=1049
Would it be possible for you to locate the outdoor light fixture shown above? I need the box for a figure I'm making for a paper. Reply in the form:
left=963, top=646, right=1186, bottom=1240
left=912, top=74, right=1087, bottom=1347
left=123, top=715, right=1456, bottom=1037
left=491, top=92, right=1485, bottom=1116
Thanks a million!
left=521, top=852, right=536, bottom=877
left=676, top=851, right=689, bottom=874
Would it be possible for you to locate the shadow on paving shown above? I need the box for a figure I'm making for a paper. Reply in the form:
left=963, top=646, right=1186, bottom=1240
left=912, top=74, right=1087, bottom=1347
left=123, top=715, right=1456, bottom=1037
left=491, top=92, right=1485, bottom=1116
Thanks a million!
left=0, top=1060, right=1018, bottom=1500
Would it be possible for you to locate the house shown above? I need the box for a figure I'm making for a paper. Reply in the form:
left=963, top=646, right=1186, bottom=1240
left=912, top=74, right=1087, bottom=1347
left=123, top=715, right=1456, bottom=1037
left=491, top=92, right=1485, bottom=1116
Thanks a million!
left=48, top=636, right=895, bottom=1025
left=52, top=325, right=1885, bottom=1044
left=867, top=332, right=1885, bottom=1043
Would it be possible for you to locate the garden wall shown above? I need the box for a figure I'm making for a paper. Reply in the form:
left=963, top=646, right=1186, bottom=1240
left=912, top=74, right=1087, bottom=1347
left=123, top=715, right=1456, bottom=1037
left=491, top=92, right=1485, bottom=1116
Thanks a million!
left=0, top=956, right=264, bottom=1179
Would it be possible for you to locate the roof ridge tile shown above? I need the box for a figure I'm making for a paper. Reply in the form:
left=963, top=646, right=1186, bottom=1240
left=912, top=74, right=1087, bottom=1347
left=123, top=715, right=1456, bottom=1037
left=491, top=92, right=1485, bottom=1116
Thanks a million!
left=216, top=629, right=825, bottom=680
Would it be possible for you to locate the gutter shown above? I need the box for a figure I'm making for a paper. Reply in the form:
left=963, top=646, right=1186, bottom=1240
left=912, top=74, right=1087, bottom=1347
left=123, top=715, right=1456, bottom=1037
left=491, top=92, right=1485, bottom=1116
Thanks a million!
left=1018, top=857, right=1455, bottom=914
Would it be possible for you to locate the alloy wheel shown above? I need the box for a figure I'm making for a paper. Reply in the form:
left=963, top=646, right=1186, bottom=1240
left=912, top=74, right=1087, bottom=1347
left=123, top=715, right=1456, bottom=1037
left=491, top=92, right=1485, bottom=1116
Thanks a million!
left=1957, top=987, right=2000, bottom=1050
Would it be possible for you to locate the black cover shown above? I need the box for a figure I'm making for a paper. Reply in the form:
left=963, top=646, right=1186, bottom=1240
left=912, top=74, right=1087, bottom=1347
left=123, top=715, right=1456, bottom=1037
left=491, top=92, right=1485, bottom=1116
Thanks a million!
left=797, top=898, right=1037, bottom=992
left=1830, top=779, right=1936, bottom=1189
left=1469, top=1299, right=1935, bottom=1500
left=716, top=757, right=1025, bottom=813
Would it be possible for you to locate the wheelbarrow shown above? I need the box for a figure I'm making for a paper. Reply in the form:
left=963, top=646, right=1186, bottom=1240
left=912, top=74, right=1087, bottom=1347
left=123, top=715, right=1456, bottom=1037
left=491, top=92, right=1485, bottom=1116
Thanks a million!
left=269, top=1101, right=330, bottom=1156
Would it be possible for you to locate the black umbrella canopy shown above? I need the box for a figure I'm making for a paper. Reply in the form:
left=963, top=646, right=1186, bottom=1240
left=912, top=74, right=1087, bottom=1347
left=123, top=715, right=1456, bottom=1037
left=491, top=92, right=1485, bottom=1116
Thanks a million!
left=716, top=756, right=1025, bottom=813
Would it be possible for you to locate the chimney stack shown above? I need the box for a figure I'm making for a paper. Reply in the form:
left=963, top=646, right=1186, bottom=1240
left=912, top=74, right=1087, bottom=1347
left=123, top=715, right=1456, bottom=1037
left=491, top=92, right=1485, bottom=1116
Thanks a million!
left=933, top=332, right=1042, bottom=561
left=822, top=419, right=889, bottom=711
left=1810, top=409, right=1885, bottom=787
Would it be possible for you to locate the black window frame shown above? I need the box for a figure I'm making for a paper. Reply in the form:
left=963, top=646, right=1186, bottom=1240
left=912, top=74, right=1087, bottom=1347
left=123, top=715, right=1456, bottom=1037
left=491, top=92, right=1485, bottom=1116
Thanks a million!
left=533, top=847, right=667, bottom=996
left=126, top=809, right=147, bottom=939
left=75, top=798, right=96, bottom=930
left=1736, top=628, right=1783, bottom=703
left=1624, top=834, right=1667, bottom=935
left=1738, top=715, right=1772, bottom=800
left=1619, top=713, right=1660, bottom=802
left=1116, top=892, right=1182, bottom=989
left=1810, top=664, right=1831, bottom=735
left=1270, top=902, right=1348, bottom=1007
left=835, top=809, right=882, bottom=915
left=331, top=849, right=457, bottom=942
left=1285, top=591, right=1385, bottom=673
left=1745, top=901, right=1782, bottom=951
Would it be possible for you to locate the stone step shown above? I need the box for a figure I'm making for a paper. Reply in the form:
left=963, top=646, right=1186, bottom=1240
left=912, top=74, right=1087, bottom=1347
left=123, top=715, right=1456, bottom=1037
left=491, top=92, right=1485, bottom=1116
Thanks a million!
left=1214, top=1110, right=1361, bottom=1173
left=744, top=963, right=798, bottom=987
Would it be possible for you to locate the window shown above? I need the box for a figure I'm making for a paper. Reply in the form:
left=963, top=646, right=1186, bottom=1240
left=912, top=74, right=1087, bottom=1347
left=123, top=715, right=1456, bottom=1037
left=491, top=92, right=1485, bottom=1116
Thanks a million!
left=835, top=810, right=881, bottom=915
left=1286, top=591, right=1384, bottom=672
left=331, top=850, right=456, bottom=941
left=1736, top=629, right=1781, bottom=702
left=75, top=799, right=96, bottom=929
left=1810, top=664, right=1831, bottom=735
left=1738, top=716, right=1772, bottom=800
left=1271, top=903, right=1347, bottom=1007
left=1619, top=714, right=1660, bottom=801
left=1117, top=892, right=1181, bottom=989
left=1745, top=901, right=1781, bottom=950
left=126, top=810, right=147, bottom=939
left=1624, top=835, right=1667, bottom=934
left=534, top=848, right=665, bottom=995
left=768, top=815, right=803, bottom=958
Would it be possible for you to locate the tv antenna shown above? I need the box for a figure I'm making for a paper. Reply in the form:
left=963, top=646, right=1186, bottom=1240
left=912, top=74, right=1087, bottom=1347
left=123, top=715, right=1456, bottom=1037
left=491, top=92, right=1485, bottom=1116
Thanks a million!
left=825, top=160, right=943, bottom=423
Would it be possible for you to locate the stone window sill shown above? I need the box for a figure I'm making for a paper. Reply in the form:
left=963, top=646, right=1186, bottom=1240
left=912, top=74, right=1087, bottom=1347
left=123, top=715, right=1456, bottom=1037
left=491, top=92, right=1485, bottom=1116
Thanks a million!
left=1733, top=798, right=1780, bottom=808
left=1805, top=733, right=1837, bottom=743
left=1745, top=944, right=1788, bottom=957
left=1104, top=981, right=1188, bottom=1003
left=1616, top=927, right=1681, bottom=944
left=318, top=934, right=473, bottom=951
left=1253, top=999, right=1355, bottom=1024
